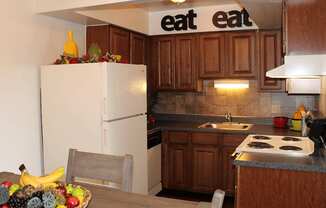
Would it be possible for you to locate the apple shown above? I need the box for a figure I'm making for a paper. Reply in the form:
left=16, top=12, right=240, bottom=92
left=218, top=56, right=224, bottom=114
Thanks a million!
left=1, top=182, right=12, bottom=189
left=0, top=204, right=10, bottom=208
left=56, top=185, right=67, bottom=196
left=66, top=196, right=79, bottom=208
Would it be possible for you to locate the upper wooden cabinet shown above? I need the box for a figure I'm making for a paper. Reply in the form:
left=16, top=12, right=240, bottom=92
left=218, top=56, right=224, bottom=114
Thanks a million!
left=152, top=35, right=201, bottom=91
left=285, top=0, right=326, bottom=55
left=86, top=25, right=109, bottom=54
left=175, top=35, right=198, bottom=91
left=199, top=33, right=226, bottom=78
left=227, top=31, right=257, bottom=78
left=110, top=26, right=130, bottom=63
left=130, top=32, right=146, bottom=65
left=156, top=36, right=176, bottom=90
left=259, top=30, right=285, bottom=92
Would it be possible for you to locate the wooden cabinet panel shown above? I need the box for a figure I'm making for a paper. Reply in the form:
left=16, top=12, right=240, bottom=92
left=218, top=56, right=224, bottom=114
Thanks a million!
left=191, top=133, right=220, bottom=145
left=228, top=32, right=257, bottom=78
left=86, top=25, right=109, bottom=54
left=259, top=30, right=285, bottom=92
left=175, top=35, right=197, bottom=91
left=199, top=33, right=226, bottom=78
left=236, top=167, right=326, bottom=208
left=168, top=144, right=191, bottom=189
left=156, top=37, right=176, bottom=90
left=110, top=26, right=130, bottom=63
left=130, top=32, right=146, bottom=64
left=223, top=134, right=246, bottom=147
left=169, top=131, right=189, bottom=144
left=222, top=147, right=237, bottom=195
left=192, top=146, right=220, bottom=192
left=285, top=0, right=326, bottom=55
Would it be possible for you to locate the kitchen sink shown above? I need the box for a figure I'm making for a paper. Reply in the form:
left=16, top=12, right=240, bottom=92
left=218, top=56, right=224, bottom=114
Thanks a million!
left=198, top=122, right=253, bottom=131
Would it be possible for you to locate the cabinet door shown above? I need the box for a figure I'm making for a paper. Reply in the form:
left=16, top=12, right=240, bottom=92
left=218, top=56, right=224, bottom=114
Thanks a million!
left=259, top=30, right=285, bottom=92
left=168, top=144, right=191, bottom=189
left=175, top=35, right=197, bottom=91
left=199, top=33, right=226, bottom=78
left=286, top=0, right=326, bottom=55
left=86, top=25, right=109, bottom=54
left=130, top=32, right=146, bottom=64
left=192, top=146, right=220, bottom=192
left=227, top=31, right=257, bottom=78
left=110, top=26, right=130, bottom=63
left=222, top=147, right=237, bottom=195
left=157, top=37, right=176, bottom=90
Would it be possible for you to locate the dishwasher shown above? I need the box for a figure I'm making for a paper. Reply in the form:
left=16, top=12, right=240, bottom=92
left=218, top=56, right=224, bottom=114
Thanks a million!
left=147, top=129, right=162, bottom=195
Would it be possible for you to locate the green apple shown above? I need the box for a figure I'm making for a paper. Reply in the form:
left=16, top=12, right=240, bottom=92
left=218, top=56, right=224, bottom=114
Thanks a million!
left=9, top=184, right=20, bottom=196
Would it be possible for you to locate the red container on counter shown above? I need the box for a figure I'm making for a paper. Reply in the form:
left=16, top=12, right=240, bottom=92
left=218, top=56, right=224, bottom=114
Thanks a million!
left=273, top=117, right=289, bottom=128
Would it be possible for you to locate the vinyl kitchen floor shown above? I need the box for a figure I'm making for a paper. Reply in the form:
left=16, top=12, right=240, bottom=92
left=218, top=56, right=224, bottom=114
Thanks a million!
left=156, top=189, right=234, bottom=208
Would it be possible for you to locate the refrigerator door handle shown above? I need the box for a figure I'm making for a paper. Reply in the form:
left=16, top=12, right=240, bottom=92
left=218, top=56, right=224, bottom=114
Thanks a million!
left=102, top=98, right=107, bottom=120
left=103, top=114, right=146, bottom=122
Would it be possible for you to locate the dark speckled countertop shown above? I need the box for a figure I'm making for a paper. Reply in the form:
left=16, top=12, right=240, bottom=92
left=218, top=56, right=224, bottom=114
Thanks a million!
left=150, top=113, right=326, bottom=173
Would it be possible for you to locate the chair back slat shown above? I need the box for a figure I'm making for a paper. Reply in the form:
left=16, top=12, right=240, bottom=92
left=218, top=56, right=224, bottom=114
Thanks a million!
left=66, top=149, right=133, bottom=192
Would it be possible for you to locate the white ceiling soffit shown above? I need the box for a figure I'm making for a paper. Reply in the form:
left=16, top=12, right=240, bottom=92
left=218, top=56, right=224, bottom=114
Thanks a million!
left=236, top=0, right=283, bottom=29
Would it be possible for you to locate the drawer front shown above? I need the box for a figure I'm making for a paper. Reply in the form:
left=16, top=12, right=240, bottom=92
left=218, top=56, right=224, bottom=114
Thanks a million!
left=192, top=133, right=220, bottom=145
left=223, top=134, right=247, bottom=147
left=169, top=132, right=190, bottom=144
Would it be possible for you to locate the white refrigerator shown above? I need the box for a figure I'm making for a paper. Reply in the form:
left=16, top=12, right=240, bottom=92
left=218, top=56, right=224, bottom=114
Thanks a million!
left=41, top=62, right=148, bottom=194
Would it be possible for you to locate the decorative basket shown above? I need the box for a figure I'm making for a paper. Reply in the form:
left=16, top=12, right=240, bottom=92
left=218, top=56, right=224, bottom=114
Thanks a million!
left=75, top=185, right=92, bottom=208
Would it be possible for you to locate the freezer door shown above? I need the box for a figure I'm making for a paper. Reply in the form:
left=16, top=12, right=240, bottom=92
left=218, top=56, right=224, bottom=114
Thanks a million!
left=103, top=63, right=147, bottom=121
left=102, top=115, right=148, bottom=195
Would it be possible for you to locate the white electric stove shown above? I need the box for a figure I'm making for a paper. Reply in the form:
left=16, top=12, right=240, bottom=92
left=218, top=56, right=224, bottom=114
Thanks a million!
left=235, top=135, right=315, bottom=156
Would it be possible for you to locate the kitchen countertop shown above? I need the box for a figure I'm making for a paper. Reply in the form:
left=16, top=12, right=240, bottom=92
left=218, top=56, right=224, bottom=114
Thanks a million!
left=150, top=114, right=326, bottom=174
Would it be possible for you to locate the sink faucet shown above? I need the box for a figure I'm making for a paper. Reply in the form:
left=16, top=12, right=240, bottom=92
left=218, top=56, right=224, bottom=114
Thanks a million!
left=225, top=113, right=232, bottom=123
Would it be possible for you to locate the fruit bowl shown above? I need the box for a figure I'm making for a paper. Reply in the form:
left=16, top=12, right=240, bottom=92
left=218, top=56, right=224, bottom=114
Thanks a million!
left=0, top=182, right=92, bottom=208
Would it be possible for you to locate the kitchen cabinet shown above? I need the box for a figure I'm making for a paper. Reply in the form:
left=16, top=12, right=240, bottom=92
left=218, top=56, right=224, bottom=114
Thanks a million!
left=130, top=32, right=147, bottom=64
left=86, top=25, right=109, bottom=54
left=199, top=33, right=226, bottom=78
left=153, top=35, right=201, bottom=91
left=162, top=131, right=246, bottom=195
left=192, top=146, right=220, bottom=192
left=155, top=36, right=176, bottom=90
left=162, top=131, right=191, bottom=190
left=227, top=31, right=257, bottom=78
left=175, top=35, right=198, bottom=91
left=258, top=30, right=285, bottom=92
left=110, top=26, right=130, bottom=63
left=236, top=166, right=326, bottom=208
left=284, top=0, right=326, bottom=55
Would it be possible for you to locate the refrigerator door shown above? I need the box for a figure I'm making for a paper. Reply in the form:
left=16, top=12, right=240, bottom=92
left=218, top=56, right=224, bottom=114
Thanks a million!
left=103, top=63, right=147, bottom=121
left=102, top=115, right=148, bottom=195
left=41, top=63, right=105, bottom=174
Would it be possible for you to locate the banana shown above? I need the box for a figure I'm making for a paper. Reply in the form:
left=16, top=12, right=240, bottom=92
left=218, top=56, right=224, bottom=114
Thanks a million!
left=19, top=164, right=65, bottom=188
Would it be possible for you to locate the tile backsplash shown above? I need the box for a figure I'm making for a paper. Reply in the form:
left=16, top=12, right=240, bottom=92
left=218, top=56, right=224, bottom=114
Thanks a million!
left=320, top=76, right=326, bottom=117
left=153, top=80, right=319, bottom=118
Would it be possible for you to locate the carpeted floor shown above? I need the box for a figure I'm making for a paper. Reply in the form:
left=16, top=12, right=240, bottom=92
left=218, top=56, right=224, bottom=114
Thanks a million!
left=156, top=189, right=234, bottom=208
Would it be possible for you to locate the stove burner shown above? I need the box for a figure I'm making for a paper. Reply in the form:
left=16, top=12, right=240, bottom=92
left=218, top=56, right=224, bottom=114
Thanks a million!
left=279, top=146, right=303, bottom=151
left=253, top=135, right=272, bottom=140
left=282, top=137, right=302, bottom=142
left=247, top=142, right=274, bottom=149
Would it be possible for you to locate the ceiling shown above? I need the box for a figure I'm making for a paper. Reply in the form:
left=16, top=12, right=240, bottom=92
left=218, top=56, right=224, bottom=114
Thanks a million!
left=82, top=0, right=238, bottom=12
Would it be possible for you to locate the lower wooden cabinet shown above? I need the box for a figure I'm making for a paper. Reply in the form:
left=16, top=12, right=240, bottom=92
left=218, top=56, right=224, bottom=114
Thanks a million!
left=192, top=146, right=220, bottom=192
left=162, top=131, right=246, bottom=194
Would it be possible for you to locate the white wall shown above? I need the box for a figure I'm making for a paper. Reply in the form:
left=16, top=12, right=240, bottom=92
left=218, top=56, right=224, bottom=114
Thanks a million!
left=36, top=0, right=135, bottom=13
left=149, top=4, right=258, bottom=35
left=77, top=8, right=149, bottom=34
left=0, top=0, right=85, bottom=175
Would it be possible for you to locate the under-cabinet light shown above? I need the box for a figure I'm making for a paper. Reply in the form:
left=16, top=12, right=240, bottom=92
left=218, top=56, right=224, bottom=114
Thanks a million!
left=214, top=80, right=249, bottom=89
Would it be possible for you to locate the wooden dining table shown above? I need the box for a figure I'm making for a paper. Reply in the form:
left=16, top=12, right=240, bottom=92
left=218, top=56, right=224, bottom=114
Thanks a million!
left=0, top=172, right=208, bottom=208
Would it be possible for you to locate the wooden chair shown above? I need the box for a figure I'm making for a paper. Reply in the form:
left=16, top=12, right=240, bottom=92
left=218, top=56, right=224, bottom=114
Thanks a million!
left=197, top=189, right=225, bottom=208
left=66, top=149, right=133, bottom=192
